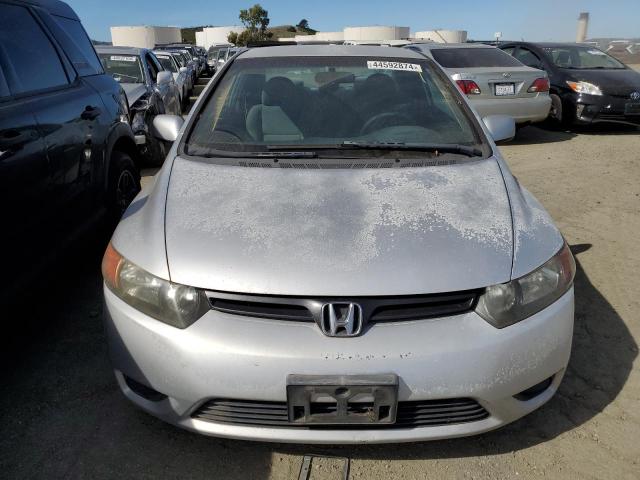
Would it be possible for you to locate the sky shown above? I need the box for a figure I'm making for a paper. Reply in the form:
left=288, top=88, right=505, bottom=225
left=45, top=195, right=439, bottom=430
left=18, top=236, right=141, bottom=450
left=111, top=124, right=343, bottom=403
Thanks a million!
left=67, top=0, right=640, bottom=43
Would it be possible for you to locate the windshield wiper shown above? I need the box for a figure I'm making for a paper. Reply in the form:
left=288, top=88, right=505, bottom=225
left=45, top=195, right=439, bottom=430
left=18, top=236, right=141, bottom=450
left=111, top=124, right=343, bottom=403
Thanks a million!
left=186, top=146, right=318, bottom=159
left=340, top=141, right=484, bottom=157
left=266, top=142, right=483, bottom=157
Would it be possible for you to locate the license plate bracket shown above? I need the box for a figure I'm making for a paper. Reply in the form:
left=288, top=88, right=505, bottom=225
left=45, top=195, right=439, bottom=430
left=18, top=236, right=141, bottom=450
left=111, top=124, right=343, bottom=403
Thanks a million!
left=495, top=83, right=515, bottom=96
left=625, top=102, right=640, bottom=115
left=287, top=374, right=398, bottom=425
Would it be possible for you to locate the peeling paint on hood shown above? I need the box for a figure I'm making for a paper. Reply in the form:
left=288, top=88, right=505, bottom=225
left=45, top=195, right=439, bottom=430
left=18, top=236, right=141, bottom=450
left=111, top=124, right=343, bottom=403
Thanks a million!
left=165, top=156, right=514, bottom=296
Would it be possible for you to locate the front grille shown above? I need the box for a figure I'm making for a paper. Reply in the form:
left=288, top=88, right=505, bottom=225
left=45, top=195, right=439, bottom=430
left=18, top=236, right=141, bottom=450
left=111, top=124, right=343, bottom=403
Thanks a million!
left=207, top=290, right=478, bottom=324
left=191, top=398, right=489, bottom=429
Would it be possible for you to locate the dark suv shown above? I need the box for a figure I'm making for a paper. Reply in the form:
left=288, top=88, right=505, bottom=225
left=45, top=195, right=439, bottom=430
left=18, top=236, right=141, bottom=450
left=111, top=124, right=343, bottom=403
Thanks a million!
left=0, top=0, right=141, bottom=300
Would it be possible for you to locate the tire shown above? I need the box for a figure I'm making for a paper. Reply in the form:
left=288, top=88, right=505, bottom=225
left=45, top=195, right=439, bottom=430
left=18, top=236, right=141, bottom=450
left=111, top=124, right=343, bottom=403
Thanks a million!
left=107, top=150, right=141, bottom=221
left=548, top=93, right=564, bottom=126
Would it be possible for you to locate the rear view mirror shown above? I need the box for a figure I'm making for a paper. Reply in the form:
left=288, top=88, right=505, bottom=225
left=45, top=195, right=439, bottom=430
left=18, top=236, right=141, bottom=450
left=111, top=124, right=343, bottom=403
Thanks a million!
left=156, top=71, right=173, bottom=86
left=179, top=67, right=188, bottom=74
left=153, top=114, right=184, bottom=142
left=483, top=115, right=516, bottom=143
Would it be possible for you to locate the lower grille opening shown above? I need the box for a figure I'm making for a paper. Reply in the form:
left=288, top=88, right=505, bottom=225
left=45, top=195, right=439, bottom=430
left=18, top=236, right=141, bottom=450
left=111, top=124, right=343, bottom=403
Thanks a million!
left=192, top=397, right=489, bottom=429
left=124, top=375, right=167, bottom=402
left=514, top=376, right=554, bottom=401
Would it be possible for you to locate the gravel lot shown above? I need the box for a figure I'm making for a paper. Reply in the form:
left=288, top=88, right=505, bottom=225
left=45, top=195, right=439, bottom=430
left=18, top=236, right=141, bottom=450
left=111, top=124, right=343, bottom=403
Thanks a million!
left=1, top=122, right=638, bottom=479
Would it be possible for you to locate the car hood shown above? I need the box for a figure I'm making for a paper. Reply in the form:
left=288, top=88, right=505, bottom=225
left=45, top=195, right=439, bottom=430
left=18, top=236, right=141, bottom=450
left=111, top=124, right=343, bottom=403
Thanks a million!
left=121, top=83, right=148, bottom=106
left=565, top=68, right=640, bottom=95
left=164, top=156, right=514, bottom=296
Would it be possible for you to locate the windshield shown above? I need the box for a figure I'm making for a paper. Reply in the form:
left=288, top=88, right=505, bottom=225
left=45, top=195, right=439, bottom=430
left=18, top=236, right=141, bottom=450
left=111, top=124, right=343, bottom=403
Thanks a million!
left=172, top=54, right=185, bottom=67
left=156, top=55, right=176, bottom=72
left=544, top=46, right=626, bottom=69
left=99, top=54, right=144, bottom=83
left=430, top=48, right=523, bottom=68
left=186, top=56, right=483, bottom=159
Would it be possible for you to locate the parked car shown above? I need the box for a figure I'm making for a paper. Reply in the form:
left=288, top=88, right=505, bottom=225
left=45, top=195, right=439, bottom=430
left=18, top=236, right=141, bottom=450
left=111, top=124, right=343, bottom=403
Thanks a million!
left=499, top=42, right=640, bottom=127
left=0, top=0, right=140, bottom=302
left=103, top=45, right=575, bottom=444
left=406, top=43, right=551, bottom=125
left=207, top=44, right=233, bottom=73
left=153, top=50, right=190, bottom=111
left=96, top=46, right=181, bottom=165
left=158, top=43, right=203, bottom=75
left=162, top=48, right=198, bottom=86
left=165, top=51, right=194, bottom=93
left=209, top=45, right=239, bottom=72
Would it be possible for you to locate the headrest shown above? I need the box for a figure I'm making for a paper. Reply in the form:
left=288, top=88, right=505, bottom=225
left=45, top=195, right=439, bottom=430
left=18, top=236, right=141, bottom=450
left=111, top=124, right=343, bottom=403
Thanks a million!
left=262, top=76, right=297, bottom=106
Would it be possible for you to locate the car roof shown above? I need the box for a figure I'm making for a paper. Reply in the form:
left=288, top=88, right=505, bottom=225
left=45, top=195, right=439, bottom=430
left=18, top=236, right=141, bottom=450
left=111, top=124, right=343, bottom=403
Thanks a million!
left=500, top=41, right=596, bottom=49
left=406, top=43, right=497, bottom=50
left=17, top=0, right=78, bottom=19
left=238, top=44, right=426, bottom=59
left=95, top=46, right=148, bottom=56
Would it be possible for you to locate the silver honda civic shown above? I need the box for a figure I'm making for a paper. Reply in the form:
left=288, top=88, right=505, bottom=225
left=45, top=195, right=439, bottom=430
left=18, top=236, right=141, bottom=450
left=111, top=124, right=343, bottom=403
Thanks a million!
left=103, top=45, right=575, bottom=444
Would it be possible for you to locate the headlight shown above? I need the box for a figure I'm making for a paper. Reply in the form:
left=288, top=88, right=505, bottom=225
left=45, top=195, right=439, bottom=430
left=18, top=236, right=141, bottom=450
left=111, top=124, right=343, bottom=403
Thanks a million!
left=475, top=243, right=575, bottom=328
left=117, top=89, right=130, bottom=123
left=566, top=81, right=603, bottom=96
left=102, top=243, right=209, bottom=328
left=131, top=110, right=147, bottom=134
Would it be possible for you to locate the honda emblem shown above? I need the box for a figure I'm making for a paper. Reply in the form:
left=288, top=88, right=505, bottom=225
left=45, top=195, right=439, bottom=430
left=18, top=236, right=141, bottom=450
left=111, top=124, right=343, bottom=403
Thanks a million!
left=321, top=303, right=363, bottom=337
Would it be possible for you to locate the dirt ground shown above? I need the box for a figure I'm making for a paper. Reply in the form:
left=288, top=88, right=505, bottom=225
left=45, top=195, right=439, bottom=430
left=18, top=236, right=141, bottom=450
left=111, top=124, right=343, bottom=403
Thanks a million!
left=1, top=124, right=639, bottom=480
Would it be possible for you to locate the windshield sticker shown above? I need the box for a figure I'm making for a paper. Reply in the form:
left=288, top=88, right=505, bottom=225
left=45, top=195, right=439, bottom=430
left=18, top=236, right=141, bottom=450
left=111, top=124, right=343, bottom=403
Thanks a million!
left=110, top=55, right=137, bottom=62
left=367, top=60, right=422, bottom=72
left=587, top=49, right=606, bottom=55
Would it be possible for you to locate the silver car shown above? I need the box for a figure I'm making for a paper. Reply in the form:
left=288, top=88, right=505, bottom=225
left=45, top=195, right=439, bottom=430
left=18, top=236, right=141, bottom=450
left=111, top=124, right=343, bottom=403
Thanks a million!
left=407, top=43, right=552, bottom=124
left=153, top=50, right=189, bottom=111
left=97, top=46, right=181, bottom=165
left=103, top=45, right=575, bottom=444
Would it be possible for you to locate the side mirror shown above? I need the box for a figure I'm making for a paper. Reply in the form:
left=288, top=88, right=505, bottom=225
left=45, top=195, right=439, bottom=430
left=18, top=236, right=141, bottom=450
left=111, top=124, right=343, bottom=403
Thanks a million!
left=152, top=114, right=184, bottom=142
left=179, top=67, right=188, bottom=74
left=483, top=115, right=516, bottom=143
left=156, top=71, right=173, bottom=86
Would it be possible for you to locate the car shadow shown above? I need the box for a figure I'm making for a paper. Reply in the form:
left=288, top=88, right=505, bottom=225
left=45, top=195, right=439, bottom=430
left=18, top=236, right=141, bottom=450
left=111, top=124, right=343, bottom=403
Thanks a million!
left=0, top=225, right=278, bottom=480
left=269, top=243, right=637, bottom=460
left=508, top=125, right=577, bottom=145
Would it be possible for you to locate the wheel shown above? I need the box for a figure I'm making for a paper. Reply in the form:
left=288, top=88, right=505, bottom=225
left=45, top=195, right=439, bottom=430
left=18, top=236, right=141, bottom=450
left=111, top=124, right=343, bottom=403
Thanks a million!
left=146, top=134, right=168, bottom=167
left=548, top=94, right=563, bottom=125
left=107, top=150, right=141, bottom=220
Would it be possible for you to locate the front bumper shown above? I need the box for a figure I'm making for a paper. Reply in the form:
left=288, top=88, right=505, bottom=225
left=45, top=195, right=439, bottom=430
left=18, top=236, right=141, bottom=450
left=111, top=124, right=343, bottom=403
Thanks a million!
left=104, top=286, right=574, bottom=443
left=471, top=95, right=552, bottom=124
left=570, top=92, right=640, bottom=126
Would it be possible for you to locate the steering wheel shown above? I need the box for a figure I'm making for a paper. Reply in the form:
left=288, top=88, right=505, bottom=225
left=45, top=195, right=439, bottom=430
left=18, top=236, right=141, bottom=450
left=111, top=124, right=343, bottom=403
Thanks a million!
left=360, top=112, right=412, bottom=135
left=212, top=129, right=243, bottom=144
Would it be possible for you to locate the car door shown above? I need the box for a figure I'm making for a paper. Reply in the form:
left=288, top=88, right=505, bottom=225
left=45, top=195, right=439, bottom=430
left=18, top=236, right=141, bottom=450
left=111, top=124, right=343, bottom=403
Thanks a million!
left=0, top=2, right=75, bottom=238
left=514, top=46, right=562, bottom=89
left=0, top=66, right=49, bottom=254
left=143, top=52, right=168, bottom=114
left=2, top=2, right=105, bottom=215
left=148, top=52, right=180, bottom=115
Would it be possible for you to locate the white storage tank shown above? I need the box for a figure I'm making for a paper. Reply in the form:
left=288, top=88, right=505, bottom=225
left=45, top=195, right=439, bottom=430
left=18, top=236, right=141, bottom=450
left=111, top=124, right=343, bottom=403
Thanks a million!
left=343, top=26, right=410, bottom=42
left=414, top=30, right=468, bottom=43
left=314, top=31, right=345, bottom=42
left=199, top=26, right=244, bottom=50
left=195, top=31, right=206, bottom=48
left=110, top=26, right=181, bottom=49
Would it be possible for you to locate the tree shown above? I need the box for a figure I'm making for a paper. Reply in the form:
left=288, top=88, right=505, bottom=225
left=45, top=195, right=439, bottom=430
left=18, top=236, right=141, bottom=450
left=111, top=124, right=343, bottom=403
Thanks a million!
left=228, top=4, right=272, bottom=46
left=296, top=19, right=309, bottom=30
